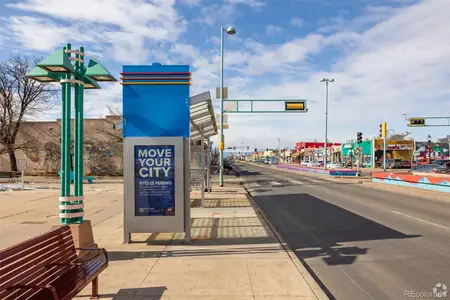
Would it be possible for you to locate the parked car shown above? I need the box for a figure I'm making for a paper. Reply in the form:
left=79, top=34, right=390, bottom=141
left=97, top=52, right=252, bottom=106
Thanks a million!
left=327, top=162, right=341, bottom=169
left=433, top=165, right=450, bottom=174
left=382, top=159, right=401, bottom=169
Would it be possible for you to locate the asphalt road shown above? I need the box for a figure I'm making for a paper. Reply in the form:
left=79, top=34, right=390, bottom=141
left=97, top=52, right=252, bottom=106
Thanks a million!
left=236, top=162, right=450, bottom=300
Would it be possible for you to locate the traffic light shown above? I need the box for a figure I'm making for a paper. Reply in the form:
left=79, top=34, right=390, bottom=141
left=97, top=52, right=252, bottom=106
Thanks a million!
left=409, top=118, right=425, bottom=127
left=266, top=148, right=269, bottom=151
left=356, top=132, right=363, bottom=144
left=285, top=101, right=307, bottom=111
left=379, top=122, right=387, bottom=138
left=254, top=148, right=257, bottom=152
left=247, top=146, right=249, bottom=150
left=233, top=146, right=236, bottom=150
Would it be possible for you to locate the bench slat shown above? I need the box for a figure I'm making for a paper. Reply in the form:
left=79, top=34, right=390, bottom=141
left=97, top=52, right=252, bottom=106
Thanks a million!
left=1, top=238, right=76, bottom=287
left=1, top=229, right=72, bottom=265
left=0, top=236, right=76, bottom=280
left=0, top=227, right=71, bottom=259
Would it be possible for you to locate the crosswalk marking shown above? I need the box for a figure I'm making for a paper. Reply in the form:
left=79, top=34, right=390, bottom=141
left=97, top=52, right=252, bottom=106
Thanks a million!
left=270, top=181, right=283, bottom=186
left=247, top=182, right=260, bottom=188
left=289, top=180, right=304, bottom=185
left=307, top=178, right=322, bottom=183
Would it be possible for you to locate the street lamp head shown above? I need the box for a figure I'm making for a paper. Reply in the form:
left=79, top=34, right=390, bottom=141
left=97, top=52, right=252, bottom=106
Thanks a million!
left=25, top=66, right=63, bottom=83
left=225, top=26, right=236, bottom=35
left=36, top=49, right=75, bottom=74
left=329, top=78, right=335, bottom=82
left=320, top=78, right=326, bottom=82
left=85, top=57, right=117, bottom=82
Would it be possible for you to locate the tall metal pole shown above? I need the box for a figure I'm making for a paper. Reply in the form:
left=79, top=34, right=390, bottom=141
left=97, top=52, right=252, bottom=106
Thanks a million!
left=61, top=43, right=72, bottom=225
left=61, top=46, right=67, bottom=200
left=324, top=80, right=329, bottom=170
left=74, top=50, right=81, bottom=196
left=219, top=27, right=225, bottom=187
left=74, top=46, right=85, bottom=224
left=383, top=137, right=387, bottom=172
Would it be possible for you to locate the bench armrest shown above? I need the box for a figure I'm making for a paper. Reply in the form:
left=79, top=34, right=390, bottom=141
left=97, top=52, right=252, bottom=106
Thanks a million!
left=6, top=284, right=59, bottom=300
left=76, top=247, right=109, bottom=264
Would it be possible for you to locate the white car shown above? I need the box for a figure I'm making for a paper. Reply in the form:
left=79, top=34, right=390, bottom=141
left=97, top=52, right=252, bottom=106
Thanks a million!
left=327, top=162, right=341, bottom=169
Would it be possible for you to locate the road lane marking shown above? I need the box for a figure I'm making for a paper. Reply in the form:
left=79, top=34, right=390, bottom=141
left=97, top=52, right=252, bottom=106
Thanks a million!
left=247, top=183, right=260, bottom=188
left=270, top=181, right=283, bottom=186
left=289, top=180, right=304, bottom=185
left=391, top=211, right=449, bottom=230
left=307, top=178, right=322, bottom=183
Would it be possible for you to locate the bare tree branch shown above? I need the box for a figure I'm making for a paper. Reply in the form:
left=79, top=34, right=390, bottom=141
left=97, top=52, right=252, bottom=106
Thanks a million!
left=0, top=54, right=58, bottom=171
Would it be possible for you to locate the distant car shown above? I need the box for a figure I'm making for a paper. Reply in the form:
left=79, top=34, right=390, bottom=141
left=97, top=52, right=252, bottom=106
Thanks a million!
left=432, top=165, right=450, bottom=174
left=382, top=159, right=398, bottom=169
left=327, top=162, right=341, bottom=169
left=402, top=160, right=411, bottom=168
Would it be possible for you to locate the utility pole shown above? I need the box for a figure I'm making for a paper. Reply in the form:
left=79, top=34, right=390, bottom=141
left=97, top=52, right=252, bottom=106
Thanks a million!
left=320, top=78, right=334, bottom=170
left=379, top=122, right=387, bottom=171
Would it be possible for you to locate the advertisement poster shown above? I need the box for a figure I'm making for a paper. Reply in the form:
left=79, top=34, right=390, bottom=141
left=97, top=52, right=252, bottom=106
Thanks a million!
left=134, top=145, right=175, bottom=216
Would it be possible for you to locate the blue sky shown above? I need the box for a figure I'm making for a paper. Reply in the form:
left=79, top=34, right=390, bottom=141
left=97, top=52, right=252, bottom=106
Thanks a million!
left=1, top=0, right=449, bottom=149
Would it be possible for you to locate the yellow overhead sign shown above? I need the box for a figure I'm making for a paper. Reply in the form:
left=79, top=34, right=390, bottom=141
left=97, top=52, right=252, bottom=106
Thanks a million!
left=285, top=101, right=306, bottom=111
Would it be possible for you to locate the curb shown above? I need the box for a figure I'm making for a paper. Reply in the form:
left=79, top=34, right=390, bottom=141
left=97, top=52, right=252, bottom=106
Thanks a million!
left=243, top=187, right=332, bottom=300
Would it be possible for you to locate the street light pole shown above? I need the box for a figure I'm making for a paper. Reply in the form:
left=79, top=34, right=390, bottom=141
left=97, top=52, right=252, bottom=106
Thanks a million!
left=320, top=78, right=334, bottom=170
left=219, top=25, right=236, bottom=187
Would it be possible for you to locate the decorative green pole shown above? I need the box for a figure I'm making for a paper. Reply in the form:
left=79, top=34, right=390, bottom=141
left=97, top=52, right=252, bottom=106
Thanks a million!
left=62, top=43, right=72, bottom=224
left=24, top=43, right=117, bottom=225
left=73, top=46, right=85, bottom=223
left=61, top=46, right=68, bottom=199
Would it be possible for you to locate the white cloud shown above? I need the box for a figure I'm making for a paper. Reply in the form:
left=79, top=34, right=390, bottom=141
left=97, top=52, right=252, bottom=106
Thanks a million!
left=291, top=17, right=304, bottom=27
left=4, top=0, right=450, bottom=149
left=225, top=0, right=265, bottom=8
left=265, top=25, right=283, bottom=36
left=5, top=0, right=186, bottom=63
left=222, top=0, right=450, bottom=146
left=180, top=0, right=202, bottom=6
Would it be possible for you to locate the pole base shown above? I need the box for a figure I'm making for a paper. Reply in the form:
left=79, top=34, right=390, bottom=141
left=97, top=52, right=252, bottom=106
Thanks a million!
left=52, top=220, right=98, bottom=261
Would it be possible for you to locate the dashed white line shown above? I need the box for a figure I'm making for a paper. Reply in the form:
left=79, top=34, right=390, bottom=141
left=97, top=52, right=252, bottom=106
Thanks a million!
left=289, top=180, right=304, bottom=185
left=392, top=211, right=449, bottom=230
left=307, top=178, right=322, bottom=183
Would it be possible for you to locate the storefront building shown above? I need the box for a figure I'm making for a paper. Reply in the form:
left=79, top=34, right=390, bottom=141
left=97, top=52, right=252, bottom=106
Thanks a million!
left=373, top=139, right=414, bottom=166
left=341, top=140, right=374, bottom=167
left=295, top=141, right=341, bottom=162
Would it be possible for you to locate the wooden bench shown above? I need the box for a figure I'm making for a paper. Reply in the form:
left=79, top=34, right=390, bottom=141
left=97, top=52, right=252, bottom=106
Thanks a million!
left=0, top=226, right=108, bottom=300
left=0, top=171, right=20, bottom=183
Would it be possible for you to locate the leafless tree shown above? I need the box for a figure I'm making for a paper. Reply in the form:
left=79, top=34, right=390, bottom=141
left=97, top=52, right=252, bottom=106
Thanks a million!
left=96, top=104, right=123, bottom=143
left=0, top=55, right=58, bottom=171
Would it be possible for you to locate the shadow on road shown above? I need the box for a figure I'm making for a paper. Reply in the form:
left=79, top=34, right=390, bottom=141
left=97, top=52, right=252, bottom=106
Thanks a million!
left=252, top=193, right=421, bottom=266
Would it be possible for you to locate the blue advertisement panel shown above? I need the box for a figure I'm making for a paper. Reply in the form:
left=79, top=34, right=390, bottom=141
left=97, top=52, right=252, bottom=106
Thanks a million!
left=134, top=145, right=175, bottom=216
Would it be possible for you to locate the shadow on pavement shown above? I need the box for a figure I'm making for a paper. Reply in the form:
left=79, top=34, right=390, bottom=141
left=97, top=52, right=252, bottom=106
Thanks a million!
left=190, top=198, right=251, bottom=208
left=80, top=286, right=167, bottom=299
left=252, top=193, right=421, bottom=266
left=107, top=245, right=283, bottom=261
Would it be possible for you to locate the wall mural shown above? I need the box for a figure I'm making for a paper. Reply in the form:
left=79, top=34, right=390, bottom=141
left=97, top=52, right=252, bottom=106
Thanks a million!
left=415, top=141, right=450, bottom=160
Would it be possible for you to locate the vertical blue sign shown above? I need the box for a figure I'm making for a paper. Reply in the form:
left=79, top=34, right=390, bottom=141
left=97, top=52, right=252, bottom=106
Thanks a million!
left=134, top=145, right=175, bottom=216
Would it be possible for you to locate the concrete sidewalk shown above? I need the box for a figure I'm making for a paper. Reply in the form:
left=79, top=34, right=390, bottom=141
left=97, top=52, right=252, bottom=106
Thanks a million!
left=0, top=176, right=325, bottom=300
